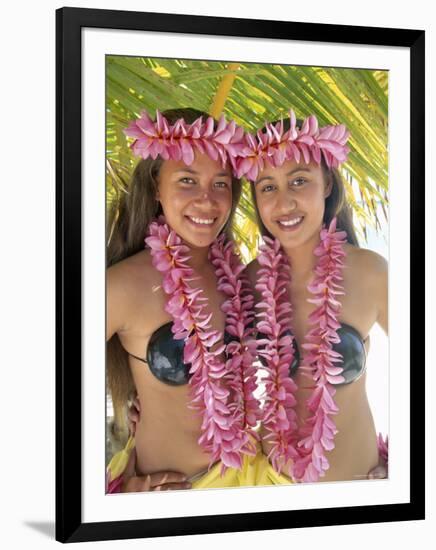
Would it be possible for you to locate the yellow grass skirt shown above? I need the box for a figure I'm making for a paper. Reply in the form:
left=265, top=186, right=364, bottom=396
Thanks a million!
left=106, top=435, right=293, bottom=491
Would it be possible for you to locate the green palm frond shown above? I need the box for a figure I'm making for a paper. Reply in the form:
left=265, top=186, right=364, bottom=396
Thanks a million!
left=106, top=56, right=388, bottom=259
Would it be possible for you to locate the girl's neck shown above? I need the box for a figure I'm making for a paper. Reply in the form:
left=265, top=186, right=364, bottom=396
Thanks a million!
left=187, top=244, right=211, bottom=272
left=281, top=231, right=321, bottom=284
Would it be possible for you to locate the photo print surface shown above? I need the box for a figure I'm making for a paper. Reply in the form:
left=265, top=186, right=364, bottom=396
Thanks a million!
left=105, top=55, right=389, bottom=494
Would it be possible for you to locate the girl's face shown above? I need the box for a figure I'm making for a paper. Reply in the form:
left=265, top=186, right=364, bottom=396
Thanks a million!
left=253, top=159, right=331, bottom=250
left=156, top=153, right=233, bottom=248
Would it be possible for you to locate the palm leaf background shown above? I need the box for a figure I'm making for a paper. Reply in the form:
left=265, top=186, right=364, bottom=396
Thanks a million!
left=106, top=56, right=388, bottom=262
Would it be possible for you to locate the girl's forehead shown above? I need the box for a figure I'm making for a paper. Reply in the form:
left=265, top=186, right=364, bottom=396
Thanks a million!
left=258, top=160, right=321, bottom=179
left=161, top=153, right=232, bottom=175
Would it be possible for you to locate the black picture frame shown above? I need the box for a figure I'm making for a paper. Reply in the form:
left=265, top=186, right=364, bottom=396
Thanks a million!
left=56, top=6, right=425, bottom=543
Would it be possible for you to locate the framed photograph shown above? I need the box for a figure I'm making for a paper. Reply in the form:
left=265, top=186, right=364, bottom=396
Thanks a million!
left=56, top=6, right=425, bottom=543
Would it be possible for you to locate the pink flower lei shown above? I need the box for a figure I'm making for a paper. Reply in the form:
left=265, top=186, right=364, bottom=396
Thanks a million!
left=124, top=109, right=246, bottom=171
left=255, top=238, right=300, bottom=473
left=235, top=110, right=351, bottom=182
left=256, top=218, right=348, bottom=482
left=123, top=109, right=350, bottom=183
left=145, top=217, right=262, bottom=475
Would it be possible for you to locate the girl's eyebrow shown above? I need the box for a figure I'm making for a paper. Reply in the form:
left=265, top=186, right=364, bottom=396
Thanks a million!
left=175, top=168, right=231, bottom=177
left=255, top=167, right=312, bottom=185
left=255, top=176, right=274, bottom=186
left=175, top=168, right=198, bottom=174
left=286, top=167, right=312, bottom=175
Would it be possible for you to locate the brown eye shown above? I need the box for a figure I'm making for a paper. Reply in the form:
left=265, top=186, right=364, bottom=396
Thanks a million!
left=290, top=177, right=307, bottom=187
left=214, top=181, right=229, bottom=189
left=261, top=184, right=275, bottom=193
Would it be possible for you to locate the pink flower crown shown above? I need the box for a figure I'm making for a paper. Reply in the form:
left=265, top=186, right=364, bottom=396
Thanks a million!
left=123, top=109, right=246, bottom=172
left=123, top=109, right=350, bottom=183
left=234, top=110, right=351, bottom=182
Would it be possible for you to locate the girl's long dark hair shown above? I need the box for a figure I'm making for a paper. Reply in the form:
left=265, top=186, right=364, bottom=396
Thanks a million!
left=251, top=117, right=359, bottom=247
left=106, top=108, right=242, bottom=441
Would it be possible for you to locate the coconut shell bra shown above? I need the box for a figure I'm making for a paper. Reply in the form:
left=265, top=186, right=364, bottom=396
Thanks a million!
left=123, top=322, right=234, bottom=386
left=123, top=320, right=367, bottom=386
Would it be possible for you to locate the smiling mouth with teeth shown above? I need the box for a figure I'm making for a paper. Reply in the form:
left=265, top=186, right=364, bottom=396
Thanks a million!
left=186, top=215, right=217, bottom=226
left=277, top=216, right=303, bottom=227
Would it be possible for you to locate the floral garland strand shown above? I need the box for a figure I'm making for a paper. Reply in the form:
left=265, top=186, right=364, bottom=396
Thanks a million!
left=124, top=109, right=246, bottom=168
left=291, top=218, right=348, bottom=482
left=234, top=109, right=350, bottom=182
left=377, top=433, right=389, bottom=467
left=255, top=237, right=300, bottom=474
left=209, top=236, right=262, bottom=456
left=145, top=218, right=257, bottom=474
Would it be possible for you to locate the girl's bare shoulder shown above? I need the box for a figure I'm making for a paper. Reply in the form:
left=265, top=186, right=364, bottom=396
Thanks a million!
left=344, top=244, right=388, bottom=288
left=345, top=244, right=387, bottom=270
left=107, top=249, right=163, bottom=303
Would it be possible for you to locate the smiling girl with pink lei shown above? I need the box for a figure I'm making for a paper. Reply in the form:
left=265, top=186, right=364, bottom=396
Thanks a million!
left=106, top=108, right=289, bottom=493
left=236, top=110, right=388, bottom=483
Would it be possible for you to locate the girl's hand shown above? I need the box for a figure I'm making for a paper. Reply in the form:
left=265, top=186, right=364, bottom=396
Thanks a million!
left=121, top=447, right=192, bottom=492
left=127, top=396, right=141, bottom=436
left=367, top=457, right=388, bottom=480
left=368, top=432, right=388, bottom=479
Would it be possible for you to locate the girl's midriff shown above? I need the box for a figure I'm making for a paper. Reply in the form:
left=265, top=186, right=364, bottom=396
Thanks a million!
left=131, top=364, right=214, bottom=480
left=261, top=372, right=379, bottom=482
